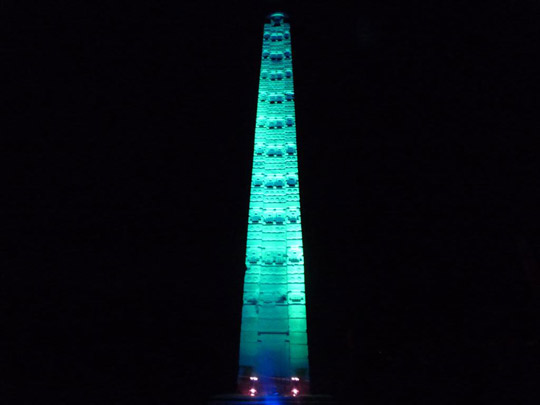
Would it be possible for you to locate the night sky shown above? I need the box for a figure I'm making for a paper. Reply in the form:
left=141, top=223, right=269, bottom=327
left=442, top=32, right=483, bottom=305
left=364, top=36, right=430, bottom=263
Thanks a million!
left=5, top=1, right=540, bottom=404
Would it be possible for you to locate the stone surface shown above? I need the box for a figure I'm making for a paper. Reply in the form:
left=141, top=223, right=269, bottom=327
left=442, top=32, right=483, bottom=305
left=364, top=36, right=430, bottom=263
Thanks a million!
left=238, top=12, right=309, bottom=394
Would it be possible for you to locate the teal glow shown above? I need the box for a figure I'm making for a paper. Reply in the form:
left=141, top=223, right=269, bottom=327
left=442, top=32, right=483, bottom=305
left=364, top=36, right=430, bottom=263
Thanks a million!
left=238, top=12, right=309, bottom=393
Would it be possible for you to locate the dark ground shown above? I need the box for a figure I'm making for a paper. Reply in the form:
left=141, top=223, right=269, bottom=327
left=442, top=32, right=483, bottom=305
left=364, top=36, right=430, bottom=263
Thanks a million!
left=4, top=1, right=540, bottom=404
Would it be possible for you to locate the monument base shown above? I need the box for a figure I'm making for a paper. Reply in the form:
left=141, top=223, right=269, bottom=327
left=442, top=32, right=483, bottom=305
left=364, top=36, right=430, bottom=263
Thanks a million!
left=208, top=394, right=336, bottom=405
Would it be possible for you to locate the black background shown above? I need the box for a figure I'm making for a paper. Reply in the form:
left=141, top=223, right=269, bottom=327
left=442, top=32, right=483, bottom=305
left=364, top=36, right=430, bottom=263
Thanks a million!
left=4, top=1, right=540, bottom=404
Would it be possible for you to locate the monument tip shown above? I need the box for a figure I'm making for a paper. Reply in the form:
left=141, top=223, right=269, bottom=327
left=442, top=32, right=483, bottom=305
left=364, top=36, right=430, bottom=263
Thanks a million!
left=267, top=12, right=288, bottom=25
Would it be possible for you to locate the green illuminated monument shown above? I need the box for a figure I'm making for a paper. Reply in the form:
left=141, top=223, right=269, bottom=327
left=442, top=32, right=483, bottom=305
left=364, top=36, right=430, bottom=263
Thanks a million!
left=238, top=12, right=309, bottom=396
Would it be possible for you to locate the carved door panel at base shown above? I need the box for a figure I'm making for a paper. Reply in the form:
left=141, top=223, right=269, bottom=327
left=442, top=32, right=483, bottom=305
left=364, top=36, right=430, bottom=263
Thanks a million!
left=256, top=333, right=290, bottom=378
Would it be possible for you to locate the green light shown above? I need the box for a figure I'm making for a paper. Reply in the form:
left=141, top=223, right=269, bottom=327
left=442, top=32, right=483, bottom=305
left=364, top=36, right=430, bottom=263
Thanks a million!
left=238, top=12, right=309, bottom=392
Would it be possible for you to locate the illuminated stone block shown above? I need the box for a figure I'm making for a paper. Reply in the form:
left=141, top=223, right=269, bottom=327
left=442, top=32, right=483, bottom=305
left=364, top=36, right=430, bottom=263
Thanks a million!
left=288, top=305, right=306, bottom=319
left=289, top=332, right=308, bottom=345
left=289, top=319, right=307, bottom=333
left=241, top=331, right=259, bottom=344
left=258, top=318, right=289, bottom=333
left=260, top=274, right=287, bottom=284
left=259, top=305, right=288, bottom=319
left=290, top=344, right=308, bottom=359
left=242, top=305, right=258, bottom=318
left=241, top=316, right=258, bottom=332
